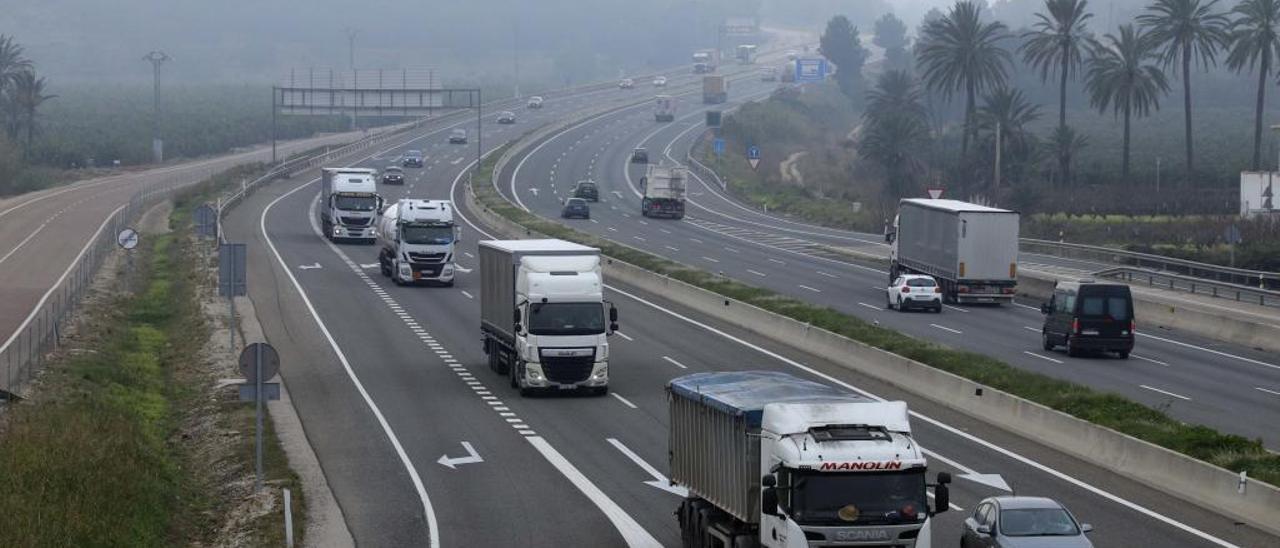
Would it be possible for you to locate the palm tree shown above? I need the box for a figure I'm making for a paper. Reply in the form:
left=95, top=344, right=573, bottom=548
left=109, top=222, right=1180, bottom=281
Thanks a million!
left=977, top=87, right=1043, bottom=189
left=864, top=70, right=928, bottom=125
left=7, top=70, right=56, bottom=151
left=861, top=112, right=931, bottom=200
left=0, top=35, right=31, bottom=94
left=917, top=1, right=1012, bottom=162
left=1085, top=25, right=1170, bottom=178
left=1138, top=0, right=1230, bottom=181
left=1226, top=0, right=1280, bottom=171
left=1045, top=125, right=1089, bottom=185
left=1021, top=0, right=1096, bottom=129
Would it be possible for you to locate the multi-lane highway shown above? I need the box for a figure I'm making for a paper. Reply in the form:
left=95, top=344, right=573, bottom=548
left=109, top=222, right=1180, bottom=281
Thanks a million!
left=213, top=51, right=1279, bottom=546
left=500, top=70, right=1280, bottom=451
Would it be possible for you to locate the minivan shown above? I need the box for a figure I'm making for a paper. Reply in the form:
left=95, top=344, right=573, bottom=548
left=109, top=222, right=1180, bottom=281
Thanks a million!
left=1041, top=281, right=1135, bottom=358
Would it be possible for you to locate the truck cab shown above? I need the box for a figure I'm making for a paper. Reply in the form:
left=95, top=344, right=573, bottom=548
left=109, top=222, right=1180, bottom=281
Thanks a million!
left=377, top=199, right=458, bottom=286
left=654, top=94, right=676, bottom=122
left=320, top=168, right=382, bottom=243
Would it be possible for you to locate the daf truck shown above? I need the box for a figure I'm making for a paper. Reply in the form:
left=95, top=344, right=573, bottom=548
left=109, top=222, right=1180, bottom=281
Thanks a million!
left=886, top=199, right=1020, bottom=304
left=655, top=94, right=676, bottom=122
left=703, top=75, right=728, bottom=104
left=479, top=239, right=617, bottom=396
left=320, top=167, right=382, bottom=243
left=640, top=164, right=687, bottom=219
left=376, top=199, right=458, bottom=287
left=670, top=371, right=952, bottom=548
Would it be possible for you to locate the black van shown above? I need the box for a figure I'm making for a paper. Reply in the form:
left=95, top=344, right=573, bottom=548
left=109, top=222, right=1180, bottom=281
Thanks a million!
left=1040, top=281, right=1135, bottom=358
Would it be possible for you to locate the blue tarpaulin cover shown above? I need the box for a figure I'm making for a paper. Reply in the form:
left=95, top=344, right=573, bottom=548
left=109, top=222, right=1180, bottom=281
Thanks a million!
left=668, top=371, right=871, bottom=428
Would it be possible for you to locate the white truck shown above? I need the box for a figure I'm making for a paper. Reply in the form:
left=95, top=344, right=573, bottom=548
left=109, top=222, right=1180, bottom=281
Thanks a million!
left=640, top=164, right=687, bottom=219
left=886, top=199, right=1020, bottom=304
left=376, top=199, right=458, bottom=287
left=736, top=44, right=758, bottom=64
left=654, top=94, right=676, bottom=122
left=670, top=371, right=952, bottom=548
left=320, top=168, right=382, bottom=243
left=693, top=49, right=719, bottom=73
left=479, top=239, right=617, bottom=396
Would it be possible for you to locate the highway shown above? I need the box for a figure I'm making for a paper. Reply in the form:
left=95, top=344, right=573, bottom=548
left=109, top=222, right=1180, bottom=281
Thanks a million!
left=500, top=70, right=1280, bottom=450
left=213, top=57, right=1279, bottom=546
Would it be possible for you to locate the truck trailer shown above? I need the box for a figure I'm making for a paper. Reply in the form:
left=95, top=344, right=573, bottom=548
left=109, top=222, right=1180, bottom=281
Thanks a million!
left=670, top=371, right=951, bottom=548
left=703, top=75, right=728, bottom=104
left=655, top=94, right=677, bottom=122
left=320, top=168, right=382, bottom=243
left=376, top=199, right=458, bottom=286
left=479, top=239, right=617, bottom=396
left=887, top=199, right=1020, bottom=304
left=640, top=164, right=687, bottom=219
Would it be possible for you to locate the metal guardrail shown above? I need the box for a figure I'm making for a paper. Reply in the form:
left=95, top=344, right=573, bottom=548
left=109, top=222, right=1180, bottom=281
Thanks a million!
left=1095, top=267, right=1280, bottom=308
left=1019, top=238, right=1280, bottom=291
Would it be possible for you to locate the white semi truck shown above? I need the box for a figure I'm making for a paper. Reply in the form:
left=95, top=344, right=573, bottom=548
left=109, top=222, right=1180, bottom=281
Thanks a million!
left=886, top=199, right=1020, bottom=304
left=640, top=164, right=687, bottom=219
left=693, top=49, right=719, bottom=73
left=320, top=167, right=382, bottom=243
left=376, top=199, right=458, bottom=287
left=670, top=371, right=952, bottom=548
left=736, top=44, right=758, bottom=64
left=479, top=239, right=617, bottom=396
left=655, top=94, right=677, bottom=122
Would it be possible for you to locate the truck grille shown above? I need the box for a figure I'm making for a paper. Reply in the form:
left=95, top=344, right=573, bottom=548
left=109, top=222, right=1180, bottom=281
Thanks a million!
left=413, top=264, right=442, bottom=277
left=340, top=216, right=372, bottom=226
left=540, top=354, right=594, bottom=384
left=408, top=251, right=447, bottom=263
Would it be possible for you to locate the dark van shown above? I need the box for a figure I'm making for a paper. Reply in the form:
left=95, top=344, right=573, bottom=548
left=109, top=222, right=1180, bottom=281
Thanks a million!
left=1040, top=281, right=1135, bottom=358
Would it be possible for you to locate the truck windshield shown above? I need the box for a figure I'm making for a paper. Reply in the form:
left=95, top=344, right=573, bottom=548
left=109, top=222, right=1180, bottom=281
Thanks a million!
left=401, top=225, right=454, bottom=245
left=334, top=195, right=377, bottom=211
left=528, top=303, right=604, bottom=336
left=790, top=469, right=928, bottom=526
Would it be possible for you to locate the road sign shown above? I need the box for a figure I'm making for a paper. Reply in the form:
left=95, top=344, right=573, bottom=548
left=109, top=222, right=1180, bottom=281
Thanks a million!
left=218, top=243, right=247, bottom=297
left=238, top=382, right=281, bottom=401
left=239, top=342, right=280, bottom=382
left=747, top=145, right=761, bottom=170
left=927, top=188, right=944, bottom=199
left=706, top=110, right=722, bottom=128
left=714, top=138, right=725, bottom=157
left=1225, top=224, right=1243, bottom=245
left=194, top=204, right=218, bottom=239
left=794, top=58, right=828, bottom=83
left=116, top=227, right=139, bottom=250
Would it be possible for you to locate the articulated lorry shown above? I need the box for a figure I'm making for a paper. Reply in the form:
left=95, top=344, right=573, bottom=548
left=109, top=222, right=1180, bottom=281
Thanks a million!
left=693, top=49, right=719, bottom=73
left=655, top=94, right=677, bottom=122
left=640, top=164, right=687, bottom=219
left=670, top=371, right=951, bottom=548
left=887, top=198, right=1020, bottom=304
left=479, top=239, right=617, bottom=396
left=703, top=75, right=728, bottom=104
left=320, top=168, right=382, bottom=243
left=376, top=199, right=458, bottom=287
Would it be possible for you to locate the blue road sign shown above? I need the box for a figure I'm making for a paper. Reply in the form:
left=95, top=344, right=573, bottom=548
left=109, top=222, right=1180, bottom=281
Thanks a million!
left=714, top=138, right=725, bottom=157
left=795, top=58, right=828, bottom=83
left=747, top=145, right=760, bottom=159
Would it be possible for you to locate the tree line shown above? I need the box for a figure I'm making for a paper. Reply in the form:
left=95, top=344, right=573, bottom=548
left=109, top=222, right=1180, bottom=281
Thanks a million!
left=820, top=0, right=1280, bottom=202
left=0, top=34, right=55, bottom=155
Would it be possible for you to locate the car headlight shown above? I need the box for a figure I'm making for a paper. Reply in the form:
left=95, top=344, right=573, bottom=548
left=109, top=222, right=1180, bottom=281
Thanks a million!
left=333, top=226, right=342, bottom=236
left=592, top=366, right=608, bottom=380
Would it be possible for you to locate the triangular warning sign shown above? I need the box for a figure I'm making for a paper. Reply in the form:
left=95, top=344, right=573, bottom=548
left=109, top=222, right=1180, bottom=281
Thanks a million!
left=927, top=188, right=944, bottom=199
left=748, top=158, right=760, bottom=170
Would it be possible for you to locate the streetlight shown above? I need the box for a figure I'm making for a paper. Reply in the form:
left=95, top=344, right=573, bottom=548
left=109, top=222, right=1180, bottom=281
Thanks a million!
left=346, top=28, right=358, bottom=130
left=143, top=51, right=170, bottom=163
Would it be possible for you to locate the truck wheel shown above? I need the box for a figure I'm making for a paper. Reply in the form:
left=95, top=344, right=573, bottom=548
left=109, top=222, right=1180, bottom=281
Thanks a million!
left=885, top=294, right=893, bottom=310
left=1042, top=332, right=1054, bottom=351
left=896, top=296, right=906, bottom=312
left=1118, top=350, right=1131, bottom=360
left=510, top=363, right=520, bottom=388
left=1066, top=337, right=1081, bottom=358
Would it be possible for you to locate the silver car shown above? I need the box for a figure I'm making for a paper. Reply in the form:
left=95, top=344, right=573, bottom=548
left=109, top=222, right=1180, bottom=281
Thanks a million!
left=962, top=497, right=1094, bottom=548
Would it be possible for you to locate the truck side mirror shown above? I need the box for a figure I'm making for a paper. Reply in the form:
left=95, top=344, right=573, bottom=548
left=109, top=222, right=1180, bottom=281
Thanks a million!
left=885, top=231, right=896, bottom=244
left=761, top=487, right=780, bottom=518
left=609, top=306, right=618, bottom=323
left=513, top=309, right=522, bottom=324
left=933, top=472, right=951, bottom=514
left=455, top=228, right=462, bottom=243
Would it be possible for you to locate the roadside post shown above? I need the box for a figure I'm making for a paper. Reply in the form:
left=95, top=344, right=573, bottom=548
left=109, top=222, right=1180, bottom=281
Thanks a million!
left=116, top=227, right=140, bottom=293
left=238, top=342, right=281, bottom=492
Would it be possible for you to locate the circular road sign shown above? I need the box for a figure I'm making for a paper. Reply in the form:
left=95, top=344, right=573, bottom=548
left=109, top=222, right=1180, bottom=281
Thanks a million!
left=117, top=227, right=140, bottom=250
left=238, top=342, right=281, bottom=383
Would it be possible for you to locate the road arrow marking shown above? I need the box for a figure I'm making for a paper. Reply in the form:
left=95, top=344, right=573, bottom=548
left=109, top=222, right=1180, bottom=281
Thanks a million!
left=607, top=438, right=688, bottom=497
left=958, top=473, right=1011, bottom=492
left=438, top=442, right=483, bottom=469
left=298, top=263, right=322, bottom=270
left=529, top=188, right=539, bottom=196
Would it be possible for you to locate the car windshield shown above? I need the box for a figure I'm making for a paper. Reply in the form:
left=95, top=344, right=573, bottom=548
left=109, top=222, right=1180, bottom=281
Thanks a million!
left=906, top=278, right=935, bottom=287
left=1000, top=508, right=1081, bottom=537
left=566, top=199, right=587, bottom=207
left=453, top=130, right=466, bottom=136
left=401, top=225, right=453, bottom=245
left=790, top=469, right=928, bottom=526
left=1077, top=287, right=1130, bottom=320
left=528, top=302, right=605, bottom=336
left=406, top=151, right=421, bottom=157
left=334, top=195, right=377, bottom=211
left=578, top=183, right=596, bottom=190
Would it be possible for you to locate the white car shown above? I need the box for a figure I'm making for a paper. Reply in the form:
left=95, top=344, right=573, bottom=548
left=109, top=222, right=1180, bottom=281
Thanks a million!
left=527, top=96, right=543, bottom=109
left=886, top=274, right=943, bottom=313
left=652, top=76, right=668, bottom=87
left=618, top=78, right=635, bottom=89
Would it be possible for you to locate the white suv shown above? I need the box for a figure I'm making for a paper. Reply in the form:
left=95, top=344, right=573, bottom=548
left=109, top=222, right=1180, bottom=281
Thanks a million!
left=887, top=274, right=943, bottom=313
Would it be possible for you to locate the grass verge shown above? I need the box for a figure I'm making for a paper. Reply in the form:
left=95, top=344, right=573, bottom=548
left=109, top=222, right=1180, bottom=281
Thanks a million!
left=472, top=148, right=1280, bottom=488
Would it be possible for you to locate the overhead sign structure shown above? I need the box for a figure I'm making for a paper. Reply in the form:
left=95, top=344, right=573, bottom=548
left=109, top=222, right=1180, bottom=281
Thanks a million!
left=747, top=145, right=761, bottom=170
left=714, top=138, right=725, bottom=157
left=116, top=227, right=140, bottom=250
left=794, top=58, right=828, bottom=83
left=927, top=188, right=944, bottom=200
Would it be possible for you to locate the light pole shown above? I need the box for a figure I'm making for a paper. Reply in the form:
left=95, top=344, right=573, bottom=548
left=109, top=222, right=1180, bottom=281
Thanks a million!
left=993, top=120, right=1002, bottom=192
left=513, top=16, right=521, bottom=99
left=143, top=51, right=170, bottom=164
left=346, top=28, right=358, bottom=130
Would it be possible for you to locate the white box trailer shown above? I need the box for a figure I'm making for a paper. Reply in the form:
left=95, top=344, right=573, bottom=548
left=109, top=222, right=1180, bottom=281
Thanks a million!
left=889, top=199, right=1020, bottom=304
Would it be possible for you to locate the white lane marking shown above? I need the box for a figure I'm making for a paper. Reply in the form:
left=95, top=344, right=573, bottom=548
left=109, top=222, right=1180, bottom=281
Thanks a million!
left=930, top=323, right=962, bottom=334
left=858, top=302, right=880, bottom=310
left=746, top=269, right=766, bottom=277
left=702, top=256, right=720, bottom=263
left=608, top=227, right=618, bottom=232
left=450, top=157, right=463, bottom=165
left=602, top=284, right=1239, bottom=548
left=1137, top=331, right=1280, bottom=371
left=1140, top=385, right=1192, bottom=401
left=1256, top=387, right=1280, bottom=396
left=689, top=237, right=703, bottom=243
left=526, top=437, right=662, bottom=547
left=1131, top=354, right=1169, bottom=367
left=591, top=219, right=600, bottom=224
left=615, top=331, right=635, bottom=342
left=799, top=285, right=822, bottom=293
left=725, top=246, right=740, bottom=253
left=1012, top=302, right=1041, bottom=311
left=1023, top=326, right=1041, bottom=333
left=662, top=356, right=689, bottom=369
left=944, top=305, right=969, bottom=313
left=611, top=393, right=639, bottom=409
left=816, top=271, right=838, bottom=279
left=265, top=182, right=440, bottom=547
left=768, top=258, right=785, bottom=264
left=1023, top=351, right=1063, bottom=364
left=633, top=236, right=647, bottom=242
left=606, top=438, right=689, bottom=497
left=461, top=291, right=474, bottom=299
left=464, top=252, right=474, bottom=258
left=665, top=245, right=679, bottom=252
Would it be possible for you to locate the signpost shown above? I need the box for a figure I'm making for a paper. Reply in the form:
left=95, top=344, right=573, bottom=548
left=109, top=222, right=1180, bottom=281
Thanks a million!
left=713, top=138, right=725, bottom=158
left=117, top=227, right=139, bottom=292
left=927, top=188, right=944, bottom=200
left=1225, top=224, right=1243, bottom=267
left=794, top=58, right=828, bottom=83
left=194, top=203, right=218, bottom=239
left=747, top=145, right=761, bottom=170
left=238, top=342, right=281, bottom=492
left=219, top=243, right=248, bottom=349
